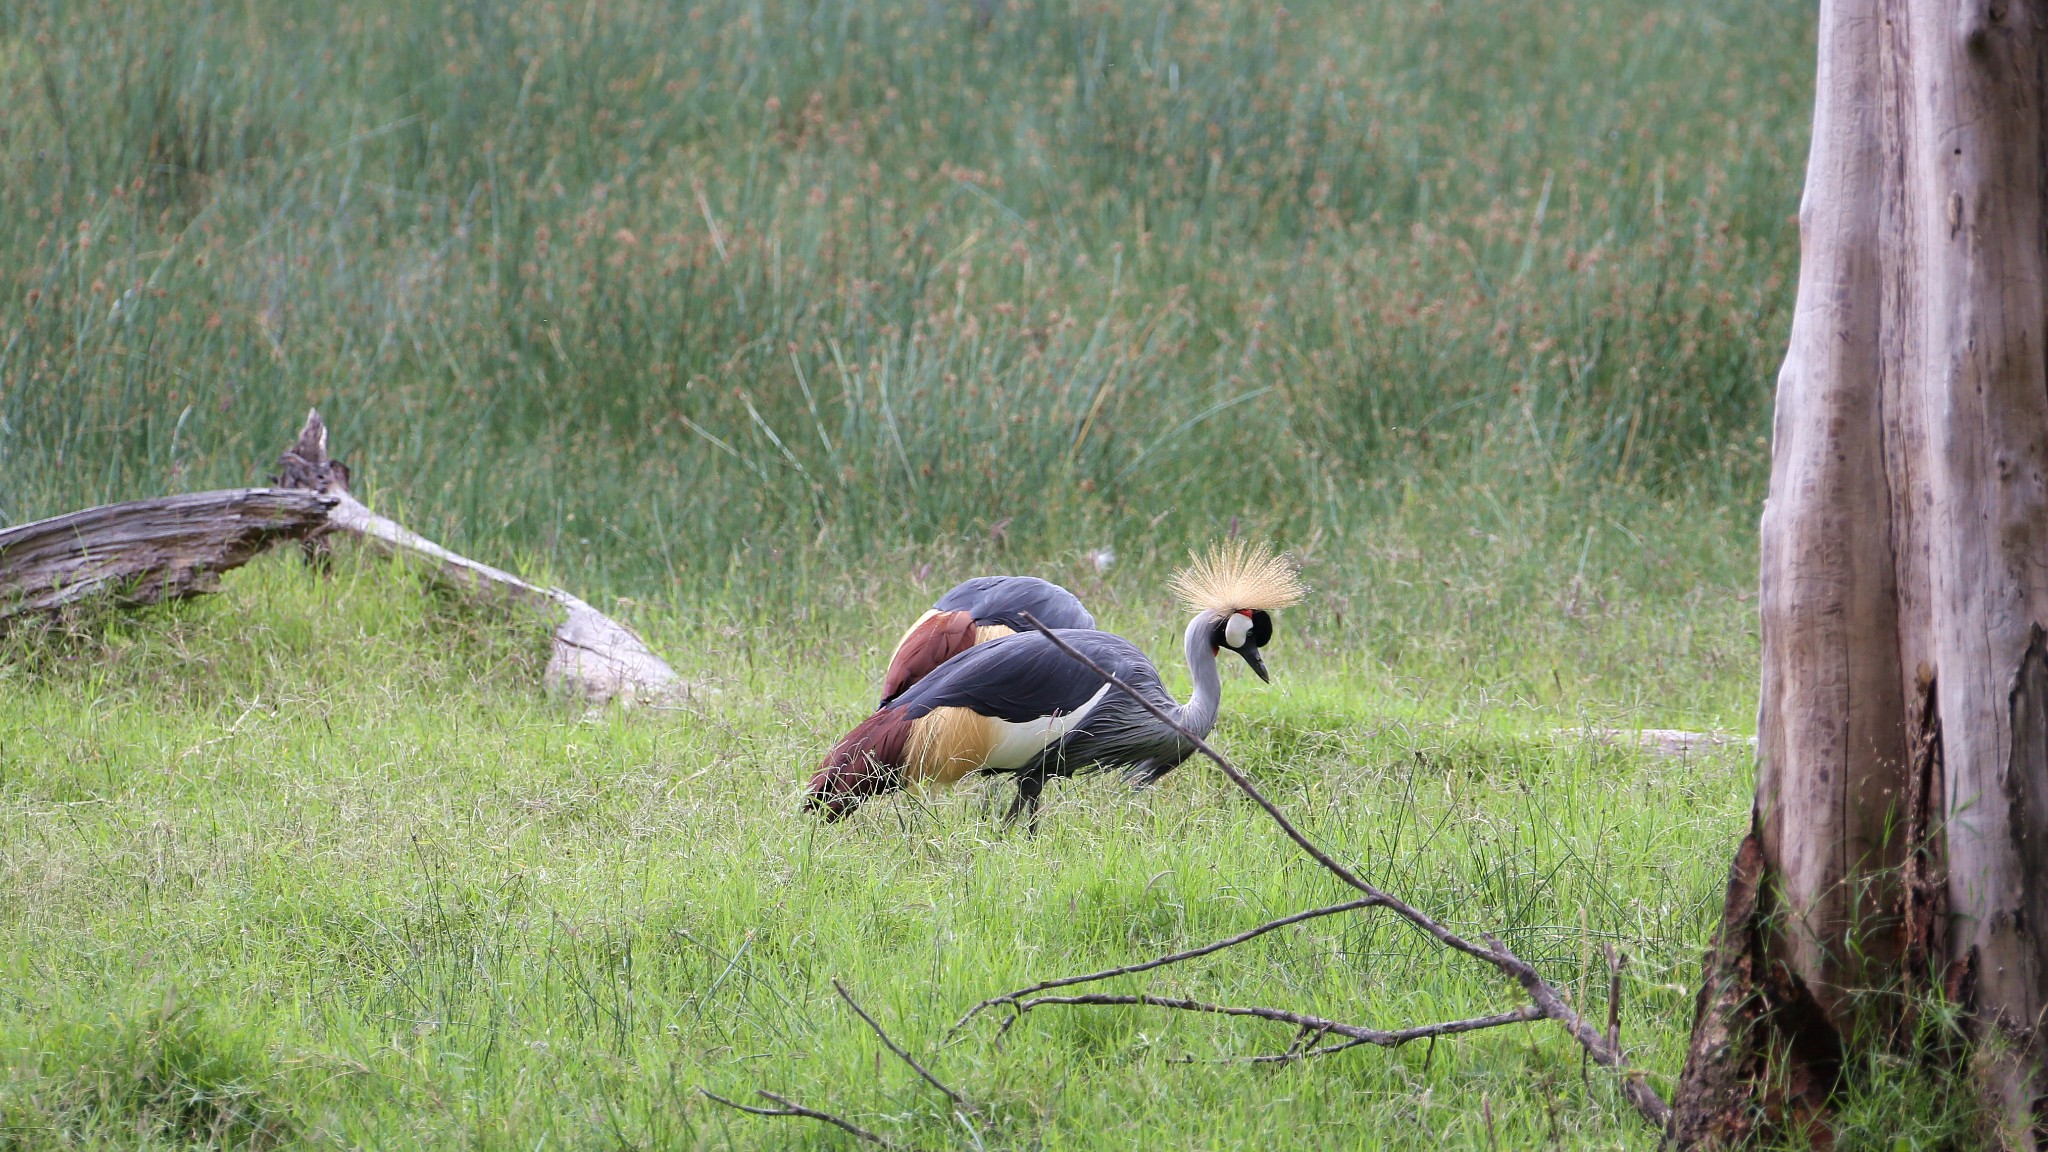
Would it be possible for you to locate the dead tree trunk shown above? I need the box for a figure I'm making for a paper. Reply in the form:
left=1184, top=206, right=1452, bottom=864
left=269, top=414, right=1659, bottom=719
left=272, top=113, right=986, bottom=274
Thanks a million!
left=1672, top=0, right=2048, bottom=1145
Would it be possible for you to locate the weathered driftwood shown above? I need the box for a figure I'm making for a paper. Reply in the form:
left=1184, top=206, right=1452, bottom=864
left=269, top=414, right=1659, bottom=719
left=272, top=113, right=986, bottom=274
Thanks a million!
left=336, top=496, right=681, bottom=703
left=0, top=411, right=681, bottom=705
left=0, top=489, right=337, bottom=622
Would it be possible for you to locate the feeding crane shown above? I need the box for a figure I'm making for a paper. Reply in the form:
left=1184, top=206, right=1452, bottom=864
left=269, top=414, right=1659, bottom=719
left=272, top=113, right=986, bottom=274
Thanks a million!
left=879, top=576, right=1096, bottom=705
left=806, top=542, right=1305, bottom=823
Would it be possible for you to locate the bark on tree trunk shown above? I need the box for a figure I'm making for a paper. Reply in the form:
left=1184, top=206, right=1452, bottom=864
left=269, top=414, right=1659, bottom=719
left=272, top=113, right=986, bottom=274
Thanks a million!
left=1673, top=0, right=2048, bottom=1144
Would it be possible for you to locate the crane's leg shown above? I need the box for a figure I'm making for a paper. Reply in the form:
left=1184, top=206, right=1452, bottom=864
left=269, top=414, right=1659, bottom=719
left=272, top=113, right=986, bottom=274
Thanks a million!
left=1004, top=771, right=1044, bottom=833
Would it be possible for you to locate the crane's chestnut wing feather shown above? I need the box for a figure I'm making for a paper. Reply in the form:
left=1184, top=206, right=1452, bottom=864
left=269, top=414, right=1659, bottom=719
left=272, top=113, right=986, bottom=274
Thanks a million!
left=878, top=610, right=977, bottom=704
left=932, top=576, right=1096, bottom=632
left=807, top=705, right=917, bottom=819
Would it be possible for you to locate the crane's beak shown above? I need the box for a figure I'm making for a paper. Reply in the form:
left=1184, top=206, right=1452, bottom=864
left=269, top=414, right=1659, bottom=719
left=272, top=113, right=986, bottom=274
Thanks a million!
left=803, top=788, right=863, bottom=821
left=1237, top=645, right=1271, bottom=683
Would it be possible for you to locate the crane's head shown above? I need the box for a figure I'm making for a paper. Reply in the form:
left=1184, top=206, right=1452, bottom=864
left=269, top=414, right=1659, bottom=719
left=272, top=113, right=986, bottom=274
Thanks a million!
left=1169, top=541, right=1307, bottom=682
left=805, top=706, right=914, bottom=820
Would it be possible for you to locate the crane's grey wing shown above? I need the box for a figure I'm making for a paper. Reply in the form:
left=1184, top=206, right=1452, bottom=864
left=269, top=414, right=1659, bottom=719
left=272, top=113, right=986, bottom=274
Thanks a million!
left=929, top=631, right=1187, bottom=779
left=933, top=576, right=1096, bottom=631
left=1125, top=753, right=1196, bottom=787
left=893, top=629, right=1143, bottom=723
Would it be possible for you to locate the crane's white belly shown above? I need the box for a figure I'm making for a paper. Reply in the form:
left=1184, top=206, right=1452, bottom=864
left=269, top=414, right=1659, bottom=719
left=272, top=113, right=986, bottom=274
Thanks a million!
left=982, top=685, right=1110, bottom=771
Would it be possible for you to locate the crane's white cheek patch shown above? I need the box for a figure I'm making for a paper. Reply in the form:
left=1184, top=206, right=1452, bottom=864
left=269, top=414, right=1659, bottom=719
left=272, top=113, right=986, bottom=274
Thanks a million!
left=1224, top=612, right=1253, bottom=648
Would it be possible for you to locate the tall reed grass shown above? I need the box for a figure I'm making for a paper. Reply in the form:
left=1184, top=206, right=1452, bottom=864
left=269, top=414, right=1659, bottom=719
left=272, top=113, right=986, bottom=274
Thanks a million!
left=0, top=0, right=1813, bottom=591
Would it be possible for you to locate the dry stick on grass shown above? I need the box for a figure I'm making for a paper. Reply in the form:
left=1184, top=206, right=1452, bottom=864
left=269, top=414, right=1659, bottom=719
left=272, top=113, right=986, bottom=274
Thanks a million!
left=1001, top=612, right=1673, bottom=1130
left=1243, top=1032, right=1392, bottom=1066
left=1284, top=1022, right=1336, bottom=1061
left=950, top=897, right=1380, bottom=1034
left=833, top=979, right=976, bottom=1116
left=998, top=994, right=1545, bottom=1051
left=699, top=1089, right=897, bottom=1149
left=702, top=981, right=971, bottom=1148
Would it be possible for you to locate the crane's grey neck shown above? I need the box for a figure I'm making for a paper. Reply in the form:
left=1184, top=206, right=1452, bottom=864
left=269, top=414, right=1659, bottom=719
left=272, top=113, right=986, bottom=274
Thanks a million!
left=1175, top=611, right=1224, bottom=740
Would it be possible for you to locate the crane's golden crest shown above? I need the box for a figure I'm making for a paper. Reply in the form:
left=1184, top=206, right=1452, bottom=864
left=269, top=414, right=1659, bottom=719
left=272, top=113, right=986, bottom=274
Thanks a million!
left=1170, top=541, right=1306, bottom=615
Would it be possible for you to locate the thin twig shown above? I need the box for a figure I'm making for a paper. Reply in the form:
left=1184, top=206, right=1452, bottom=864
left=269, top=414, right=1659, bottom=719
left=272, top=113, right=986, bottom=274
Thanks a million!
left=950, top=898, right=1379, bottom=1035
left=702, top=982, right=978, bottom=1149
left=1285, top=1022, right=1333, bottom=1060
left=834, top=979, right=975, bottom=1115
left=1002, top=993, right=1543, bottom=1050
left=1014, top=613, right=1674, bottom=1130
left=1016, top=613, right=1501, bottom=967
left=700, top=1088, right=897, bottom=1149
left=1241, top=1034, right=1376, bottom=1065
left=1485, top=934, right=1671, bottom=1127
left=1196, top=1018, right=1542, bottom=1067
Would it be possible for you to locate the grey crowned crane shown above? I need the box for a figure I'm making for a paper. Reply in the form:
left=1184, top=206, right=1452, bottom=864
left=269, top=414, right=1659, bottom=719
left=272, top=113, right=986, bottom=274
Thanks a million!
left=806, top=542, right=1306, bottom=823
left=879, top=576, right=1096, bottom=706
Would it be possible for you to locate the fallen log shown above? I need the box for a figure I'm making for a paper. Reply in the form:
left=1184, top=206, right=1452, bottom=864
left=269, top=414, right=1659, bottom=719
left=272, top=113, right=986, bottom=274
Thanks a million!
left=1553, top=728, right=1756, bottom=759
left=0, top=489, right=338, bottom=621
left=0, top=411, right=682, bottom=705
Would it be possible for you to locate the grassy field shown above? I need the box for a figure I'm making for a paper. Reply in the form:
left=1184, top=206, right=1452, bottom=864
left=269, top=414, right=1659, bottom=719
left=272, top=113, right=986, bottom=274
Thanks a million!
left=0, top=0, right=1853, bottom=1146
left=0, top=0, right=1810, bottom=577
left=1, top=542, right=1769, bottom=1151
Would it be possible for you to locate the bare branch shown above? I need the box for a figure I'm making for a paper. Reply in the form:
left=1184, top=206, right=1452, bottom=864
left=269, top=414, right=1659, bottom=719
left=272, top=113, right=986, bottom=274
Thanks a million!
left=1013, top=612, right=1674, bottom=1130
left=833, top=979, right=975, bottom=1115
left=1003, top=993, right=1543, bottom=1051
left=699, top=1088, right=898, bottom=1148
left=1241, top=1034, right=1372, bottom=1065
left=950, top=897, right=1379, bottom=1035
left=1017, top=613, right=1505, bottom=968
left=1485, top=935, right=1671, bottom=1128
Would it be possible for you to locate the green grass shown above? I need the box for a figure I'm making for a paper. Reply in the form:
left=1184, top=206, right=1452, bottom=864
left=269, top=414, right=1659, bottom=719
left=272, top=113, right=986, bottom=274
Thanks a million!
left=0, top=0, right=1900, bottom=1144
left=4, top=549, right=1756, bottom=1150
left=0, top=0, right=1810, bottom=585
